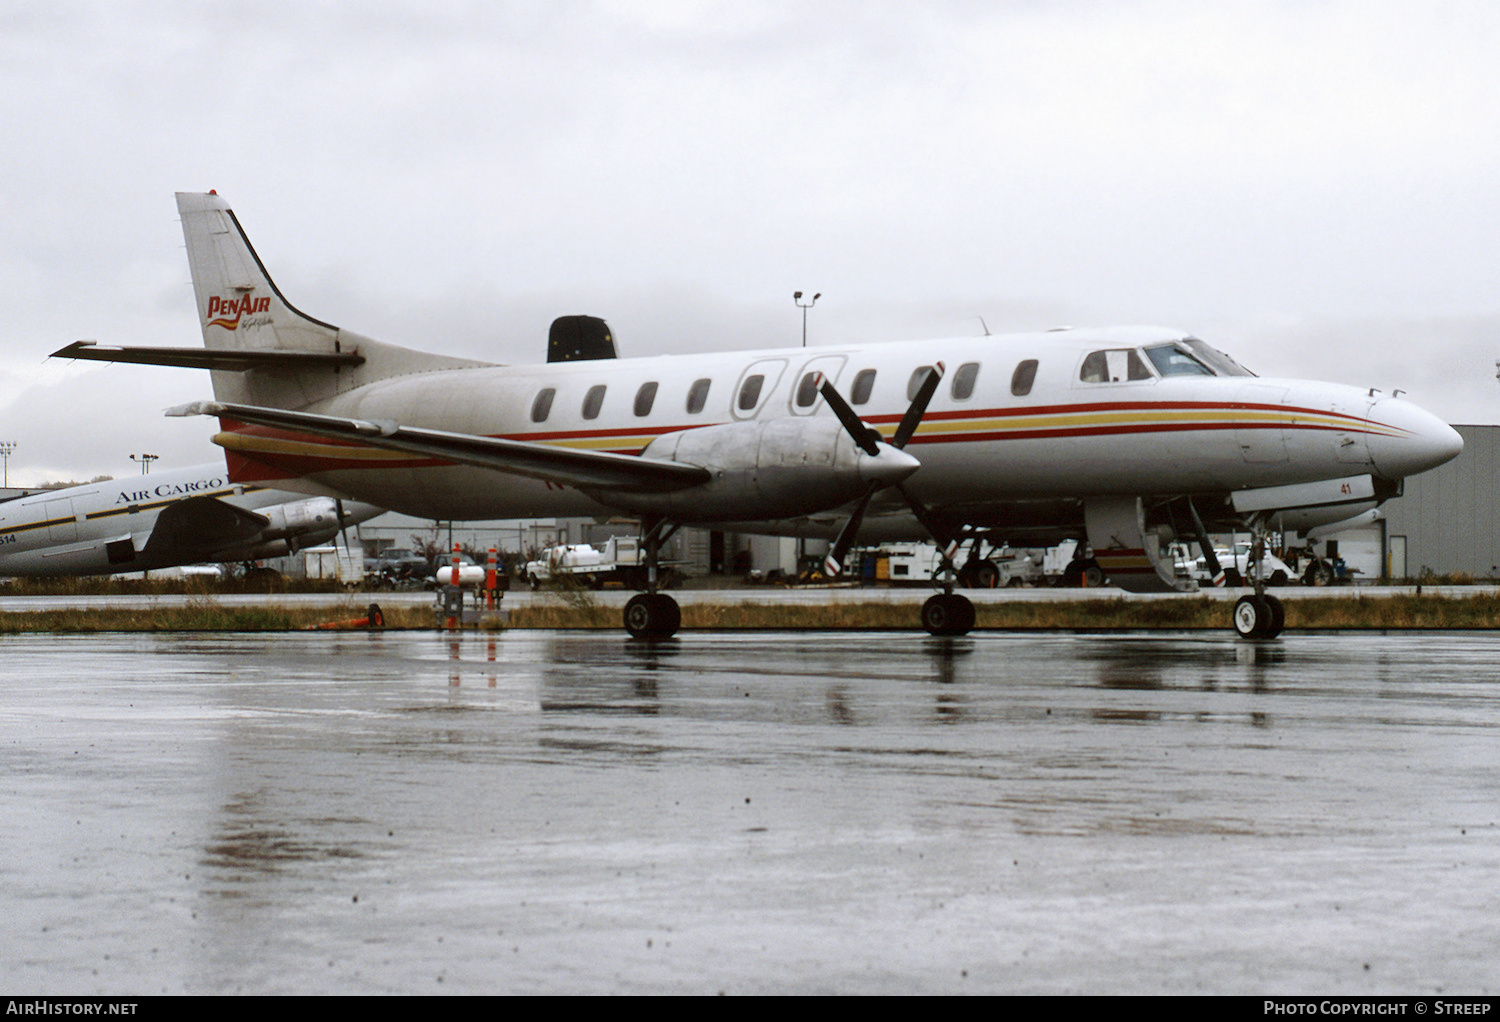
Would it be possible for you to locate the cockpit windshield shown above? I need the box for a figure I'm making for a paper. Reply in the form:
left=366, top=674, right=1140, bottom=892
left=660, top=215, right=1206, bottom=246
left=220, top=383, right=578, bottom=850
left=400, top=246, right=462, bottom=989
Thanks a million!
left=1182, top=338, right=1254, bottom=377
left=1143, top=339, right=1255, bottom=378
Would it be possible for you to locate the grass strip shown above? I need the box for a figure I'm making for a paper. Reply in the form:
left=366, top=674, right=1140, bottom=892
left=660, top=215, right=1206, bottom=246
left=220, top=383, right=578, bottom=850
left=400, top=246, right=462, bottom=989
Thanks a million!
left=7, top=592, right=1500, bottom=631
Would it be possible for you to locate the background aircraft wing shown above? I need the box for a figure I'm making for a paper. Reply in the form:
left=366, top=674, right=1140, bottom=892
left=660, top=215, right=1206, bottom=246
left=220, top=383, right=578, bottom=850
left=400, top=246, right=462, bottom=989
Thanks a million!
left=168, top=401, right=712, bottom=493
left=138, top=495, right=272, bottom=562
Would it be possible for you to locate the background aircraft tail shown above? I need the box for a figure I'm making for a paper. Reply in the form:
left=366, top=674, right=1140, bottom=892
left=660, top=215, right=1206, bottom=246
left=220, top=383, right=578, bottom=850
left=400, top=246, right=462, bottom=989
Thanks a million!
left=175, top=191, right=489, bottom=409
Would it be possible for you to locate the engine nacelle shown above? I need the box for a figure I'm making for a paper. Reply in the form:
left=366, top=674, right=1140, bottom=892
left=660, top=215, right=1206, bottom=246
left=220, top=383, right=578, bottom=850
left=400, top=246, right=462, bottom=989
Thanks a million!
left=256, top=497, right=343, bottom=550
left=601, top=417, right=919, bottom=522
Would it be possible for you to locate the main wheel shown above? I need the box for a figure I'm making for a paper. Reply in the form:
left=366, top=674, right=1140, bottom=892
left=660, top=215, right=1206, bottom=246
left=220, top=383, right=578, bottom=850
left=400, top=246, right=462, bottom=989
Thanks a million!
left=1263, top=593, right=1285, bottom=639
left=1233, top=594, right=1273, bottom=639
left=1304, top=560, right=1333, bottom=587
left=922, top=593, right=975, bottom=636
left=624, top=592, right=681, bottom=639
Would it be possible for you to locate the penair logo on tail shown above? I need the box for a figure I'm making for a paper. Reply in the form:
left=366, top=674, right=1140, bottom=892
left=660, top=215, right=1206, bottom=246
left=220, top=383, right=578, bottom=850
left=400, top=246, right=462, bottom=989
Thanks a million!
left=206, top=294, right=272, bottom=331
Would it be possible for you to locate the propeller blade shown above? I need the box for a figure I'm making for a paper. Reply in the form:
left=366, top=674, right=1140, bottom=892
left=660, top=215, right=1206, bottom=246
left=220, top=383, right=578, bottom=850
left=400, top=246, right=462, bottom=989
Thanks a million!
left=891, top=363, right=944, bottom=450
left=823, top=482, right=879, bottom=577
left=818, top=376, right=882, bottom=456
left=819, top=366, right=947, bottom=577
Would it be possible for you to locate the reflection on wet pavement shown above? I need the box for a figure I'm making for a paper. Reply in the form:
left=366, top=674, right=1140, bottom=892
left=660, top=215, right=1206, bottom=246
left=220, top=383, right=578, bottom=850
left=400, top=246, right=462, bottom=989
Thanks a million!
left=2, top=630, right=1497, bottom=993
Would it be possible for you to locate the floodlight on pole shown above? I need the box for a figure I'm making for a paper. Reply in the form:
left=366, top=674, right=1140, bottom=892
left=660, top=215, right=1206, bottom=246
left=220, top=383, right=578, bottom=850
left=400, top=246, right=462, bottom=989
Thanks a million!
left=0, top=442, right=14, bottom=488
left=130, top=453, right=158, bottom=475
left=794, top=291, right=821, bottom=347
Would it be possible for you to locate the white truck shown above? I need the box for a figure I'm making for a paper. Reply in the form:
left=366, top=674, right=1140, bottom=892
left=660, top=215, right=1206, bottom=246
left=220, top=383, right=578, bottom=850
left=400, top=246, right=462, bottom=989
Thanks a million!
left=859, top=542, right=1044, bottom=587
left=1171, top=541, right=1296, bottom=586
left=524, top=537, right=649, bottom=590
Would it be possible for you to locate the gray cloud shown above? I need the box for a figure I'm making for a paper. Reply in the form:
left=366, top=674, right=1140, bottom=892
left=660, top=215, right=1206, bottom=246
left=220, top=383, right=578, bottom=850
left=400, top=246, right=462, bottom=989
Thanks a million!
left=4, top=0, right=1498, bottom=482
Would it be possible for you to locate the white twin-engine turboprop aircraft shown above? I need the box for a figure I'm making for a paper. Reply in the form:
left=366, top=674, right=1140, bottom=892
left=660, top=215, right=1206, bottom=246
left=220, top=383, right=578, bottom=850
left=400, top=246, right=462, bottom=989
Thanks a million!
left=0, top=462, right=381, bottom=577
left=53, top=191, right=1462, bottom=638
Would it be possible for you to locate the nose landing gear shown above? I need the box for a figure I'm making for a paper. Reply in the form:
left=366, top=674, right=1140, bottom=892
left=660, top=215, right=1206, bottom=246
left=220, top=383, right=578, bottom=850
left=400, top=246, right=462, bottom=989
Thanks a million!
left=1233, top=519, right=1285, bottom=639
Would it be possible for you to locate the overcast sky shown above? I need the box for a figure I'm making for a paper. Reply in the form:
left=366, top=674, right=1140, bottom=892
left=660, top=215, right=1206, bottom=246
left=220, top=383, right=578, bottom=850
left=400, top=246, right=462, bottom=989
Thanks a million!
left=4, top=0, right=1498, bottom=485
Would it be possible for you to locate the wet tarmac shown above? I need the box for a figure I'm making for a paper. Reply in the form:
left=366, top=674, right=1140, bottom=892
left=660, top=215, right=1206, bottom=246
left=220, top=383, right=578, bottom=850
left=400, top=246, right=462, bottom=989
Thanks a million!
left=2, top=629, right=1498, bottom=994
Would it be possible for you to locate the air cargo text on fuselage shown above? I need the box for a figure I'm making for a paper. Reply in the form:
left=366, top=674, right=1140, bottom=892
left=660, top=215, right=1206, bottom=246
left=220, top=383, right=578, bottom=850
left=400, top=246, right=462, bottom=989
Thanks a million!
left=115, top=476, right=228, bottom=505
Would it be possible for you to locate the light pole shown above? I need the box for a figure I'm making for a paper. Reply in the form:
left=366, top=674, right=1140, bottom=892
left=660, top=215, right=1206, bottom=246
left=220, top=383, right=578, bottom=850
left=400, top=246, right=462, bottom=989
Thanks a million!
left=0, top=442, right=14, bottom=488
left=794, top=291, right=820, bottom=347
left=130, top=453, right=158, bottom=475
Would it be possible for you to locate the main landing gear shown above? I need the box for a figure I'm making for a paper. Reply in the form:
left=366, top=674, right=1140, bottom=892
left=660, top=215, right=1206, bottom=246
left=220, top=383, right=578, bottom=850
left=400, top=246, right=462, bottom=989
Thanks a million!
left=623, top=517, right=683, bottom=640
left=1232, top=592, right=1284, bottom=640
left=919, top=532, right=976, bottom=637
left=921, top=592, right=975, bottom=636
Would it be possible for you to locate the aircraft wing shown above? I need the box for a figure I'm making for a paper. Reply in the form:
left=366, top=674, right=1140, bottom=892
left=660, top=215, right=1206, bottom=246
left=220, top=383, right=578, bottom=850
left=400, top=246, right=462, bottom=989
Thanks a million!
left=168, top=401, right=712, bottom=493
left=53, top=341, right=364, bottom=371
left=137, top=494, right=272, bottom=561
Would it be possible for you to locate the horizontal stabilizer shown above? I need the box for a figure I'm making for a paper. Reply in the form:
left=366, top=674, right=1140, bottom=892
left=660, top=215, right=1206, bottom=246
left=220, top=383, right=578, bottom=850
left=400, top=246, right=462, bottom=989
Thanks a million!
left=52, top=341, right=364, bottom=372
left=168, top=401, right=712, bottom=494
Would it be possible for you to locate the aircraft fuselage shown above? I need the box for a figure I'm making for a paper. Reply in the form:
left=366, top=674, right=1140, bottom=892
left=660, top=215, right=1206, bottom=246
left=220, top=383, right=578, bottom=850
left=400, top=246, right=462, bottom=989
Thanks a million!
left=215, top=326, right=1460, bottom=535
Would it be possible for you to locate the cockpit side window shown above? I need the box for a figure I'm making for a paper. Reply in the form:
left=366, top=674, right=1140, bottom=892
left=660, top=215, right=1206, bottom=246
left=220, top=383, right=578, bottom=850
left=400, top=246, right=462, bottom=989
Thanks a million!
left=850, top=369, right=877, bottom=405
left=1080, top=349, right=1153, bottom=383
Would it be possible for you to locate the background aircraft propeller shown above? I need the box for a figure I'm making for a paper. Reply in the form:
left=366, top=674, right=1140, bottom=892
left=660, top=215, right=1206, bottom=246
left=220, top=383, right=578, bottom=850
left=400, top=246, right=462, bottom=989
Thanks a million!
left=819, top=363, right=944, bottom=577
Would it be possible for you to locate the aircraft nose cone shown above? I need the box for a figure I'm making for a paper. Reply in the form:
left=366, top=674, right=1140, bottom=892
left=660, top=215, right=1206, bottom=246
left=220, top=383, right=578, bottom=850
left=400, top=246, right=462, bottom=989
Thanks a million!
left=859, top=443, right=922, bottom=485
left=1367, top=398, right=1464, bottom=479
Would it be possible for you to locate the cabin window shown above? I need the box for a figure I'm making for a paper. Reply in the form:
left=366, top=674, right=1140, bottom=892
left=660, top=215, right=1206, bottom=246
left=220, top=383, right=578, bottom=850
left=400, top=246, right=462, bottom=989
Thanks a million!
left=531, top=387, right=556, bottom=423
left=795, top=371, right=821, bottom=408
left=907, top=366, right=938, bottom=401
left=952, top=362, right=980, bottom=400
left=686, top=378, right=711, bottom=414
left=1080, top=349, right=1152, bottom=383
left=634, top=381, right=658, bottom=417
left=1011, top=359, right=1039, bottom=396
left=738, top=374, right=765, bottom=411
left=582, top=384, right=607, bottom=420
left=1144, top=343, right=1214, bottom=377
left=850, top=369, right=877, bottom=405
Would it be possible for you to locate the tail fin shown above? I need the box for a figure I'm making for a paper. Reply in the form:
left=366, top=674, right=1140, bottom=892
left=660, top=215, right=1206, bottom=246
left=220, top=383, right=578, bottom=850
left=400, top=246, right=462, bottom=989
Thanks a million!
left=175, top=191, right=490, bottom=408
left=177, top=191, right=343, bottom=360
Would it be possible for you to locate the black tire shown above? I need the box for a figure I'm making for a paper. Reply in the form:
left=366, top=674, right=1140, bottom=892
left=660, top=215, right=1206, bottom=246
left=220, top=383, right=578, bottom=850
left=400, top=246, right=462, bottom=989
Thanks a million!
left=1269, top=570, right=1289, bottom=587
left=973, top=562, right=1000, bottom=589
left=1264, top=594, right=1285, bottom=639
left=1233, top=595, right=1273, bottom=639
left=922, top=594, right=975, bottom=636
left=624, top=592, right=681, bottom=640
